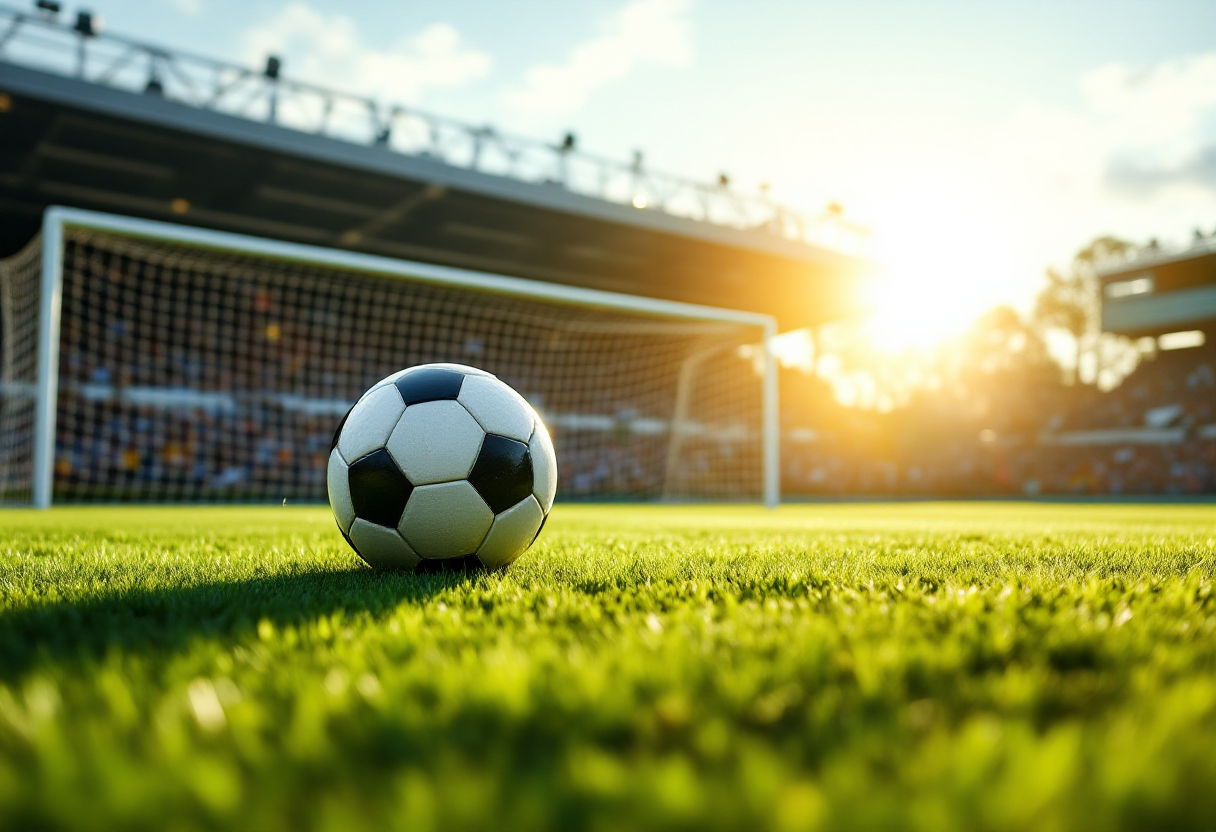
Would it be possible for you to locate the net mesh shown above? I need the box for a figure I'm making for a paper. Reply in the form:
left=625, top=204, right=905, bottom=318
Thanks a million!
left=0, top=236, right=41, bottom=504
left=0, top=226, right=768, bottom=504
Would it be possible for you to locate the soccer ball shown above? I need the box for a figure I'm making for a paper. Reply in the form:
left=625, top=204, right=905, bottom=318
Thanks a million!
left=327, top=363, right=557, bottom=571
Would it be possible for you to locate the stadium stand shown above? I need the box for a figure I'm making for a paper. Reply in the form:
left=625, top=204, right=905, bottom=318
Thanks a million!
left=0, top=3, right=870, bottom=331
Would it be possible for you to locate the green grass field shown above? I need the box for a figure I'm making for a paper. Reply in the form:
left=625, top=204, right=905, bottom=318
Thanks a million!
left=1, top=503, right=1214, bottom=831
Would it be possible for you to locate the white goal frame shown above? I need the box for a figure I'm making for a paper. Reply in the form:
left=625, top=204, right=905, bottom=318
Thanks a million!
left=30, top=206, right=781, bottom=509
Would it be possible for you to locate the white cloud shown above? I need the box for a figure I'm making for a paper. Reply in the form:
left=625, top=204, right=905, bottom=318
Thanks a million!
left=987, top=51, right=1216, bottom=267
left=241, top=2, right=490, bottom=104
left=505, top=0, right=693, bottom=117
left=1081, top=54, right=1216, bottom=135
left=1081, top=54, right=1216, bottom=196
left=170, top=0, right=202, bottom=15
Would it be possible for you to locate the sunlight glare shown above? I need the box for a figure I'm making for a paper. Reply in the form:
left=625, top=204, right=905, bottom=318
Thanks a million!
left=853, top=167, right=1031, bottom=352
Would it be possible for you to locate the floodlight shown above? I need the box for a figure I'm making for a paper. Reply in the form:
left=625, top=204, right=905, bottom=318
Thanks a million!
left=35, top=0, right=61, bottom=16
left=264, top=56, right=281, bottom=80
left=73, top=11, right=101, bottom=37
left=144, top=76, right=164, bottom=97
left=560, top=132, right=576, bottom=152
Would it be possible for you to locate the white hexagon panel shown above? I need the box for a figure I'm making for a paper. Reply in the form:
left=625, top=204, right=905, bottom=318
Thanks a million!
left=398, top=480, right=494, bottom=559
left=457, top=374, right=535, bottom=443
left=386, top=400, right=486, bottom=485
left=529, top=421, right=558, bottom=512
left=348, top=519, right=421, bottom=570
left=327, top=448, right=355, bottom=534
left=336, top=384, right=406, bottom=463
left=476, top=494, right=545, bottom=568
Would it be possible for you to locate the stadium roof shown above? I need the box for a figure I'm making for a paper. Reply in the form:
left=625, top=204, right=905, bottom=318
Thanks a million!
left=1098, top=241, right=1216, bottom=337
left=0, top=4, right=873, bottom=330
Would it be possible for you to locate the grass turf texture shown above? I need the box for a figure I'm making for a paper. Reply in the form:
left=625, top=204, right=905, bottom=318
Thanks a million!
left=1, top=504, right=1215, bottom=831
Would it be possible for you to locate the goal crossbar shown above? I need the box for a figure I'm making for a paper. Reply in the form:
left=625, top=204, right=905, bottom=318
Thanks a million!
left=30, top=206, right=781, bottom=508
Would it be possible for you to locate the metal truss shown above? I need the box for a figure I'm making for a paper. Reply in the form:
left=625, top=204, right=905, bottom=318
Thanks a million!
left=0, top=2, right=867, bottom=252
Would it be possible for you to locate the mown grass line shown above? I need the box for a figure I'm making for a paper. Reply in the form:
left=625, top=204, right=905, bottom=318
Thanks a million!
left=0, top=503, right=1213, bottom=831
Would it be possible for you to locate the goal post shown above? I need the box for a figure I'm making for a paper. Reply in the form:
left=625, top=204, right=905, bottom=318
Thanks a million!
left=34, top=213, right=64, bottom=511
left=1, top=206, right=780, bottom=508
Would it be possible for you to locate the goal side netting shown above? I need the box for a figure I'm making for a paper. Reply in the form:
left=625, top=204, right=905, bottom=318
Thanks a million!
left=0, top=210, right=778, bottom=507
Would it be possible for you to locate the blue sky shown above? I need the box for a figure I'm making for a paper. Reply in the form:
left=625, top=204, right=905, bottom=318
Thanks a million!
left=77, top=0, right=1216, bottom=335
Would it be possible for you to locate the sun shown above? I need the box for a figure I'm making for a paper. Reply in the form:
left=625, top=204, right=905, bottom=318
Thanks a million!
left=851, top=169, right=1031, bottom=353
left=862, top=260, right=995, bottom=352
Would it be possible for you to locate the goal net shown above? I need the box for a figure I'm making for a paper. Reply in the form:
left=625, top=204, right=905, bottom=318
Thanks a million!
left=0, top=209, right=778, bottom=507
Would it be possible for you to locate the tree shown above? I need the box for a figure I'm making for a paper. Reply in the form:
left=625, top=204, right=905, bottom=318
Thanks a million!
left=1034, top=266, right=1090, bottom=384
left=1033, top=235, right=1136, bottom=385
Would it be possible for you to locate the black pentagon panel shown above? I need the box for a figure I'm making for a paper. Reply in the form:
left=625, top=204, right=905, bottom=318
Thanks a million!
left=348, top=448, right=414, bottom=527
left=394, top=368, right=465, bottom=405
left=331, top=403, right=355, bottom=452
left=415, top=553, right=485, bottom=574
left=468, top=434, right=534, bottom=514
